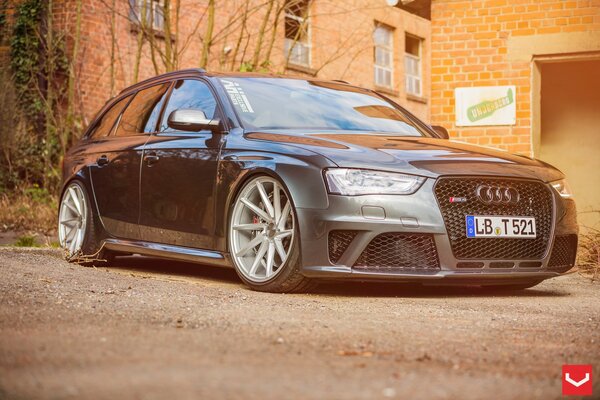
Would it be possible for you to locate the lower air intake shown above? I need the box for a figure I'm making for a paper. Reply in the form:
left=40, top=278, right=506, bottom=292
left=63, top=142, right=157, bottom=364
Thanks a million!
left=354, top=233, right=440, bottom=273
left=547, top=235, right=578, bottom=273
left=328, top=230, right=358, bottom=264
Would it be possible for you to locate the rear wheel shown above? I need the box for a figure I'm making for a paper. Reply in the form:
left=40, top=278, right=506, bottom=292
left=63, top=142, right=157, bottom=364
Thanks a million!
left=58, top=181, right=113, bottom=266
left=229, top=175, right=314, bottom=293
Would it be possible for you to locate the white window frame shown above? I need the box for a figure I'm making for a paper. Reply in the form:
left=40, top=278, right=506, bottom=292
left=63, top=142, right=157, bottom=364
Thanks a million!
left=130, top=0, right=165, bottom=32
left=405, top=34, right=423, bottom=97
left=284, top=1, right=311, bottom=67
left=373, top=24, right=394, bottom=89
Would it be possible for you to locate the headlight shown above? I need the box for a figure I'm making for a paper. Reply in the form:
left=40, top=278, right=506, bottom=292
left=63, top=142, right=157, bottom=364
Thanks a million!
left=325, top=169, right=425, bottom=195
left=551, top=179, right=573, bottom=199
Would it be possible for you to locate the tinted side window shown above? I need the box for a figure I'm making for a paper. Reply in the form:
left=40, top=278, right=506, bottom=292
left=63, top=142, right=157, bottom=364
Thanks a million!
left=115, top=83, right=171, bottom=136
left=160, top=79, right=217, bottom=132
left=88, top=96, right=131, bottom=139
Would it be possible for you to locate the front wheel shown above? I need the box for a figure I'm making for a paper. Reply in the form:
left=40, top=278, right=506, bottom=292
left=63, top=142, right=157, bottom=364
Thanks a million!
left=229, top=175, right=314, bottom=293
left=58, top=181, right=113, bottom=266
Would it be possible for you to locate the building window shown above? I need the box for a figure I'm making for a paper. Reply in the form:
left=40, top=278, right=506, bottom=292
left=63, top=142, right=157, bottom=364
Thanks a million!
left=284, top=0, right=311, bottom=67
left=129, top=0, right=165, bottom=32
left=373, top=24, right=394, bottom=89
left=405, top=34, right=422, bottom=97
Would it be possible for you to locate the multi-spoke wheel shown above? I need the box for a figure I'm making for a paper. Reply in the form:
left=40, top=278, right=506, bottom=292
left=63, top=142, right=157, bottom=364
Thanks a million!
left=229, top=175, right=314, bottom=292
left=58, top=181, right=112, bottom=265
left=59, top=183, right=88, bottom=256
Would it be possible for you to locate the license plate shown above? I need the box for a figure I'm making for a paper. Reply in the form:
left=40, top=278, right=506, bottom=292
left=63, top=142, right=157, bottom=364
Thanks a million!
left=465, top=215, right=536, bottom=238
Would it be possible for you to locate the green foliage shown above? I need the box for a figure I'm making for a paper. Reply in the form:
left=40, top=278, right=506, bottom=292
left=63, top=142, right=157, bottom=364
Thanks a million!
left=0, top=1, right=7, bottom=38
left=14, top=235, right=37, bottom=247
left=24, top=184, right=53, bottom=205
left=2, top=0, right=73, bottom=195
left=239, top=60, right=273, bottom=73
left=10, top=0, right=44, bottom=119
left=0, top=1, right=11, bottom=47
left=239, top=61, right=254, bottom=72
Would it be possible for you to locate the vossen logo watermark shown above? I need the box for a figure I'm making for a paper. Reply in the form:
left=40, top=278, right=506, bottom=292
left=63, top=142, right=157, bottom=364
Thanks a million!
left=562, top=365, right=593, bottom=397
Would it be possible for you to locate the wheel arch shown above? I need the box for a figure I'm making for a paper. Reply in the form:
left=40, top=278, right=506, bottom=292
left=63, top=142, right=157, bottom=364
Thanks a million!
left=58, top=169, right=109, bottom=246
left=223, top=167, right=297, bottom=246
left=59, top=171, right=92, bottom=214
left=215, top=154, right=330, bottom=253
left=225, top=170, right=309, bottom=289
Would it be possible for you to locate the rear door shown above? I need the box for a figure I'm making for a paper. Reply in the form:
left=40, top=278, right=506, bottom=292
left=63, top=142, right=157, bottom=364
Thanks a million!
left=90, top=82, right=171, bottom=240
left=140, top=79, right=223, bottom=249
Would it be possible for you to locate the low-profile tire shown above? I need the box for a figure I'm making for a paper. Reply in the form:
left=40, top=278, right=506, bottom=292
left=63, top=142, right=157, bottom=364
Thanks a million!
left=483, top=280, right=543, bottom=291
left=228, top=175, right=315, bottom=293
left=58, top=180, right=114, bottom=267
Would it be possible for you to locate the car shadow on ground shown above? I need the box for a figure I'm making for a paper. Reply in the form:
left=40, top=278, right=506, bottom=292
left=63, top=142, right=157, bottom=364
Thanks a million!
left=108, top=255, right=569, bottom=299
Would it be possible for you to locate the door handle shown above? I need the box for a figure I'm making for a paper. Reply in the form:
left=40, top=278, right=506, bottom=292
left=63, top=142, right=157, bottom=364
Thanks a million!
left=97, top=155, right=109, bottom=166
left=144, top=152, right=160, bottom=166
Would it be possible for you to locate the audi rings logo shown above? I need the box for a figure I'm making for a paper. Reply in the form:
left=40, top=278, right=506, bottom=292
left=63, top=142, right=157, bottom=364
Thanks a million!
left=476, top=185, right=520, bottom=204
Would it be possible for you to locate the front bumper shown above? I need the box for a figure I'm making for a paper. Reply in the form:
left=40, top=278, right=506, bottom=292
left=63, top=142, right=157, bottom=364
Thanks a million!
left=296, top=178, right=578, bottom=284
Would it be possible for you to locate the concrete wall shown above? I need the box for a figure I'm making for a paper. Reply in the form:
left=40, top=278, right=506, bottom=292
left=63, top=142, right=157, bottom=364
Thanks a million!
left=540, top=59, right=600, bottom=228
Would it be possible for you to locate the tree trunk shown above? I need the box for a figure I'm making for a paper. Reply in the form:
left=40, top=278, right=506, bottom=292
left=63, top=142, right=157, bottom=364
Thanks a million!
left=199, top=0, right=214, bottom=69
left=66, top=0, right=82, bottom=143
left=110, top=0, right=116, bottom=95
left=251, top=0, right=274, bottom=69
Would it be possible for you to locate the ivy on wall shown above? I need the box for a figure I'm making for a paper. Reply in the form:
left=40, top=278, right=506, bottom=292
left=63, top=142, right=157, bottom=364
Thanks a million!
left=0, top=1, right=7, bottom=38
left=2, top=0, right=71, bottom=191
left=10, top=0, right=44, bottom=120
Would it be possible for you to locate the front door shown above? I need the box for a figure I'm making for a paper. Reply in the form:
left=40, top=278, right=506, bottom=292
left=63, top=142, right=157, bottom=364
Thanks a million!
left=140, top=79, right=223, bottom=249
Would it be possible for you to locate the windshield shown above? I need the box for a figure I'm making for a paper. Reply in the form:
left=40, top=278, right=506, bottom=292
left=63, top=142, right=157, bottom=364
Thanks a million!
left=218, top=77, right=427, bottom=136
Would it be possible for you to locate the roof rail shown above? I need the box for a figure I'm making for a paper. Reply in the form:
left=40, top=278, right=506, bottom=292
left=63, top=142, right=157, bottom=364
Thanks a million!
left=332, top=79, right=350, bottom=84
left=119, top=68, right=207, bottom=94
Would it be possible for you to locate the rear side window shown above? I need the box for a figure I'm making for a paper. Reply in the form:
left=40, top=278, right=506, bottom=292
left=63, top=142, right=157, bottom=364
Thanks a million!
left=160, top=79, right=217, bottom=132
left=88, top=96, right=131, bottom=140
left=115, top=83, right=171, bottom=136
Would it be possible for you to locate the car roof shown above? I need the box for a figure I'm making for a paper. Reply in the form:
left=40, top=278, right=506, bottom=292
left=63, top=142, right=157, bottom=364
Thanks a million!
left=119, top=69, right=351, bottom=95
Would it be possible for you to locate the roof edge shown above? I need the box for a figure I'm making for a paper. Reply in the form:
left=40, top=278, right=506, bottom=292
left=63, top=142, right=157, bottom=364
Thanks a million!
left=119, top=68, right=206, bottom=94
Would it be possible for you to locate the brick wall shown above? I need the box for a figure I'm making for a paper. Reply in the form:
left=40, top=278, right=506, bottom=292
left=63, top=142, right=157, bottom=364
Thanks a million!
left=430, top=0, right=600, bottom=155
left=47, top=0, right=430, bottom=124
left=311, top=1, right=431, bottom=120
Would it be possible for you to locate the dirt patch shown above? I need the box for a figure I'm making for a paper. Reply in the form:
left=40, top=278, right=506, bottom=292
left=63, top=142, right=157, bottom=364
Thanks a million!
left=0, top=248, right=598, bottom=399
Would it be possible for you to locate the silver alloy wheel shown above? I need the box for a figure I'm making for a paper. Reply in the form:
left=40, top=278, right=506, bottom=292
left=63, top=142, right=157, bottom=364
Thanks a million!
left=58, top=183, right=88, bottom=256
left=230, top=176, right=295, bottom=283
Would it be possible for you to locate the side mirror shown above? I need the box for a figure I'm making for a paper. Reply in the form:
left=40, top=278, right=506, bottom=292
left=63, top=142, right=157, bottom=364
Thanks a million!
left=167, top=109, right=220, bottom=132
left=431, top=125, right=449, bottom=139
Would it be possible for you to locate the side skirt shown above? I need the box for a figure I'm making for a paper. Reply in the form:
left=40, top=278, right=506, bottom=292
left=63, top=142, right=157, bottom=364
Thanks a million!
left=103, top=238, right=233, bottom=268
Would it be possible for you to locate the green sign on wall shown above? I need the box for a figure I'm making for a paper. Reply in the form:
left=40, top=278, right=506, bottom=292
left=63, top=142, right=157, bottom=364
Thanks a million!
left=455, top=86, right=517, bottom=126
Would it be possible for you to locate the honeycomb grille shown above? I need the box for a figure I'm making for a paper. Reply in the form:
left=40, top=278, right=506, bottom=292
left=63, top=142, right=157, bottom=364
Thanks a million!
left=434, top=177, right=554, bottom=260
left=548, top=235, right=578, bottom=273
left=354, top=233, right=440, bottom=272
left=328, top=230, right=358, bottom=264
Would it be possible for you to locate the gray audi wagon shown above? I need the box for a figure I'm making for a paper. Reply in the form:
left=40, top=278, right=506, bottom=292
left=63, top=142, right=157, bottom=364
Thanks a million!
left=59, top=69, right=578, bottom=292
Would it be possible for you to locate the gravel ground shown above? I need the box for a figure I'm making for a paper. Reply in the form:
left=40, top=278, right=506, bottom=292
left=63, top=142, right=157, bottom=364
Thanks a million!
left=0, top=247, right=598, bottom=400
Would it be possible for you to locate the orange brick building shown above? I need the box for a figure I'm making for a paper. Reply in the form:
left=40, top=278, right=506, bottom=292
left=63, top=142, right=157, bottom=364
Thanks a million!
left=3, top=0, right=600, bottom=225
left=430, top=0, right=600, bottom=152
left=43, top=0, right=431, bottom=123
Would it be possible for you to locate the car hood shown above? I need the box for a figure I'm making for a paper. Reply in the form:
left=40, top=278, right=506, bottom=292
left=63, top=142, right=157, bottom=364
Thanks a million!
left=245, top=130, right=564, bottom=182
